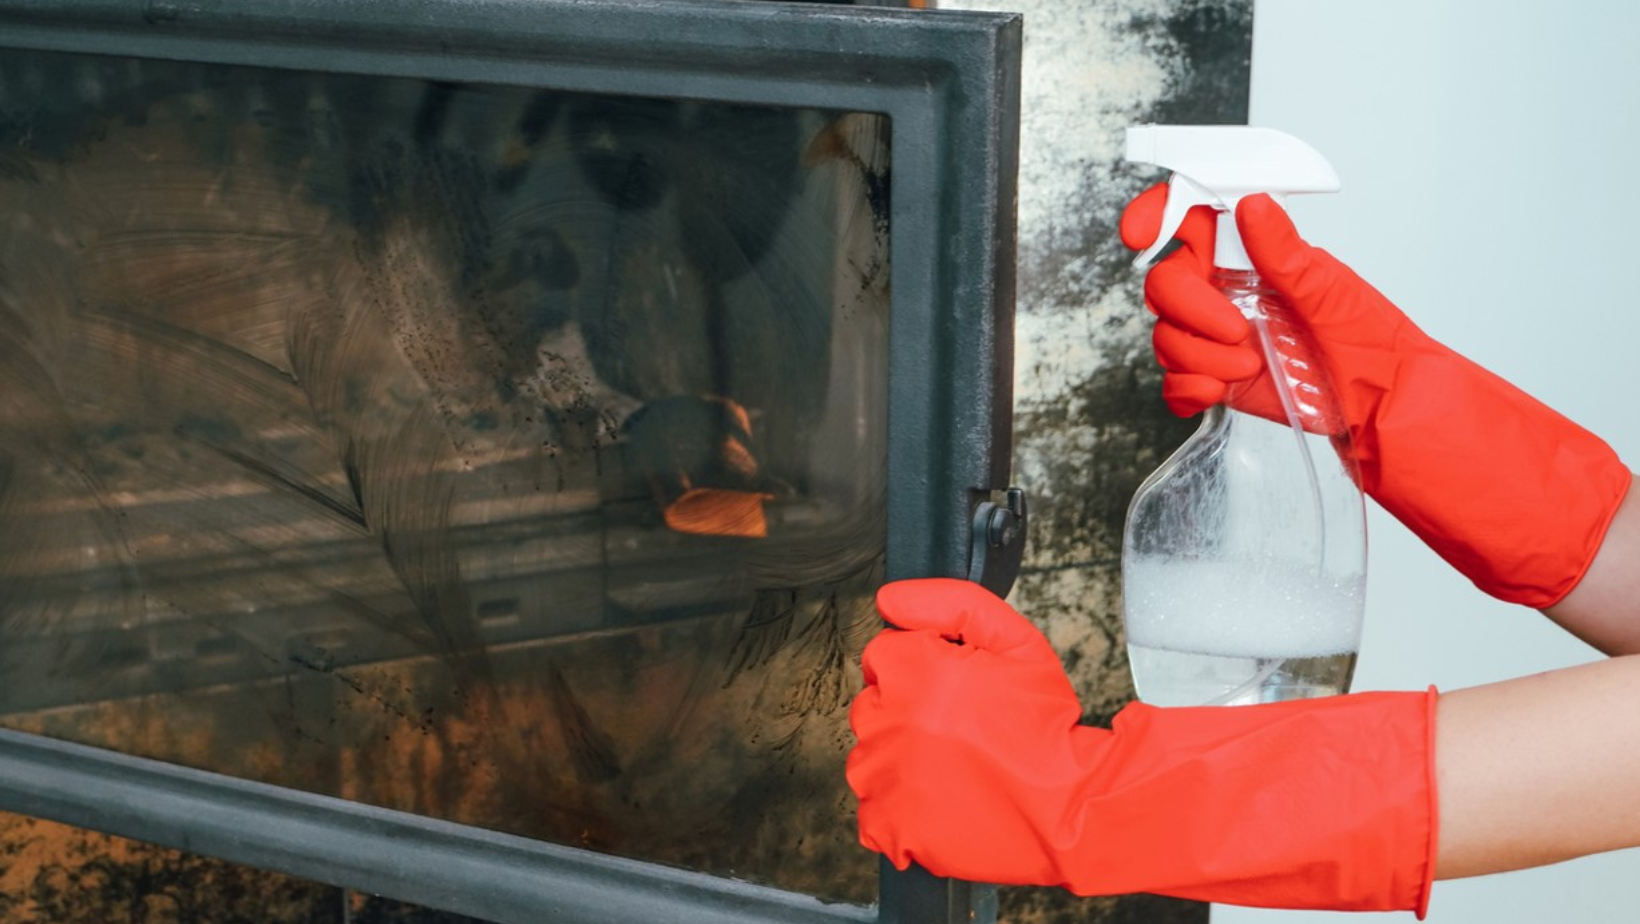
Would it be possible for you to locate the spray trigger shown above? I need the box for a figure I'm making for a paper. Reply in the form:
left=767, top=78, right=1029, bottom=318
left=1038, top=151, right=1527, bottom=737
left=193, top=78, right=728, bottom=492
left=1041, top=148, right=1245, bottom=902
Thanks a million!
left=1125, top=125, right=1341, bottom=273
left=1131, top=173, right=1222, bottom=270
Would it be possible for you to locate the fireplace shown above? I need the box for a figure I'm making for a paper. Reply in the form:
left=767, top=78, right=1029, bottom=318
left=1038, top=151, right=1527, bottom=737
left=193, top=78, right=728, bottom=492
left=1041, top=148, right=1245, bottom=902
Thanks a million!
left=0, top=1, right=1021, bottom=922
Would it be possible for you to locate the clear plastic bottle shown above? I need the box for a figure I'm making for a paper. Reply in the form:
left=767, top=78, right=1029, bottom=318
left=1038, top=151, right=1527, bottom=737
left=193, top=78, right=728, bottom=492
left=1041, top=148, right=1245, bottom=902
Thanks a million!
left=1121, top=268, right=1367, bottom=706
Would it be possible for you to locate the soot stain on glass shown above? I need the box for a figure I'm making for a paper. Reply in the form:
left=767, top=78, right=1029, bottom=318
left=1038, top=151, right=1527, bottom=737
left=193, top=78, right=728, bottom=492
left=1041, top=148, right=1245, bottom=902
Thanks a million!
left=0, top=47, right=891, bottom=907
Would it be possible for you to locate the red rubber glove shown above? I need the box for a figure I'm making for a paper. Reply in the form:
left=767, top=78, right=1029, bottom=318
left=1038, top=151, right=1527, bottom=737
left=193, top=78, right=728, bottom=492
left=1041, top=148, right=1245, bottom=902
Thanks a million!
left=848, top=579, right=1438, bottom=915
left=1121, top=185, right=1630, bottom=608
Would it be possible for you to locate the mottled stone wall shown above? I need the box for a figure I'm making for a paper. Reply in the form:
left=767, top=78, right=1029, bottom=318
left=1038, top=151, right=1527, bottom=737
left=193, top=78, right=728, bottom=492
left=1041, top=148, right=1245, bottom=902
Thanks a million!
left=934, top=1, right=1253, bottom=921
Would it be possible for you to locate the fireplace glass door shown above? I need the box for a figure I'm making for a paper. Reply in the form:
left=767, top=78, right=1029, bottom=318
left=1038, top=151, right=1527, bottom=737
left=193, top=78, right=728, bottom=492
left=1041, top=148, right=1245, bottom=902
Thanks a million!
left=0, top=2, right=1020, bottom=922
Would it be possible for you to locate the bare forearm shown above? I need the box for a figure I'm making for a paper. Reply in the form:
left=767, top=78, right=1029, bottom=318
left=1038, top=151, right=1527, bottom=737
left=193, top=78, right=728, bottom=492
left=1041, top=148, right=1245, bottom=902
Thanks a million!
left=1435, top=654, right=1640, bottom=879
left=1545, top=474, right=1640, bottom=655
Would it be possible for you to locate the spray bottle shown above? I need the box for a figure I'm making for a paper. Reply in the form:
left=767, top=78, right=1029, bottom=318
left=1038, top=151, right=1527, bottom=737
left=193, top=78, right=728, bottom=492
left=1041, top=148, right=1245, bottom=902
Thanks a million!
left=1119, top=125, right=1367, bottom=707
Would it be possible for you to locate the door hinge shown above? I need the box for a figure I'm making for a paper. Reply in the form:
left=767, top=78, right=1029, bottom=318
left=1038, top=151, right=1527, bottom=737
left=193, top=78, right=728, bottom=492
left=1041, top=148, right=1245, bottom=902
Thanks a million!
left=966, top=487, right=1026, bottom=598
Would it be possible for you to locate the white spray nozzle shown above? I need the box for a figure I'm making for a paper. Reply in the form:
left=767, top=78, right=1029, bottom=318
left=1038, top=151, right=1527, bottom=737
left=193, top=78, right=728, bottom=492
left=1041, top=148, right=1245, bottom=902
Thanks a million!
left=1125, top=125, right=1340, bottom=271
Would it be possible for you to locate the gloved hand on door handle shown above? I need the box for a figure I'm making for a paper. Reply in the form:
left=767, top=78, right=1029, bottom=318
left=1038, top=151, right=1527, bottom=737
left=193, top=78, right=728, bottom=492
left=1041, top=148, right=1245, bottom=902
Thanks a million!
left=847, top=578, right=1438, bottom=915
left=1121, top=185, right=1630, bottom=608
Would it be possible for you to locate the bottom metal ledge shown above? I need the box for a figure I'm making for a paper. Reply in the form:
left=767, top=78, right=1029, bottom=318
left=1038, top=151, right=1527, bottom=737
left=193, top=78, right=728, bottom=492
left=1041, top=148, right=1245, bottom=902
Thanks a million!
left=0, top=727, right=874, bottom=924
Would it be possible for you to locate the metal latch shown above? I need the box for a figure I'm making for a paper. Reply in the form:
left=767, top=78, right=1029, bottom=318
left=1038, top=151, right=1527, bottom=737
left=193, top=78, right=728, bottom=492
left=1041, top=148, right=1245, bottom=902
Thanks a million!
left=966, top=487, right=1027, bottom=598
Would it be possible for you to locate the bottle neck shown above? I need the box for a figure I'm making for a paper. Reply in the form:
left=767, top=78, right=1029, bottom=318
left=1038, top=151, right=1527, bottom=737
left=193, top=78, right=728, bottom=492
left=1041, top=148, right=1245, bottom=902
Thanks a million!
left=1209, top=267, right=1271, bottom=304
left=1213, top=211, right=1252, bottom=270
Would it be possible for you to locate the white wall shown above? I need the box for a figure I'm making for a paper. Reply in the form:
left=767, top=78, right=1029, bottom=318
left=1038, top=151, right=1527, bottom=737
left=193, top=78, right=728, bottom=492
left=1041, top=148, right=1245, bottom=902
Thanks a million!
left=1218, top=1, right=1640, bottom=921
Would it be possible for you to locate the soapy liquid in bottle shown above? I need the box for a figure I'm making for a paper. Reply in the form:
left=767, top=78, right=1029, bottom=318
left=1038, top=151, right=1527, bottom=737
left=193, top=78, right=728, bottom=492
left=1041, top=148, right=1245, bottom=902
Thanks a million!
left=1124, top=558, right=1360, bottom=706
left=1121, top=270, right=1366, bottom=707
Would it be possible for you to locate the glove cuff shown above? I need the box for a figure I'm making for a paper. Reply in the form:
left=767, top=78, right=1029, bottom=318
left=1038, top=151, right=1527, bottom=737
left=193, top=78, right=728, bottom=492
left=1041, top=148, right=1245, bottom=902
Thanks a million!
left=1415, top=685, right=1439, bottom=919
left=1350, top=332, right=1630, bottom=608
left=1058, top=689, right=1439, bottom=915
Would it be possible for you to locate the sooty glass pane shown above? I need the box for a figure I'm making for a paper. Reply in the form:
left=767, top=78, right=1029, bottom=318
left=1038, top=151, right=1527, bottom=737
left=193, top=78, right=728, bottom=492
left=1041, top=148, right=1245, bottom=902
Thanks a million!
left=0, top=49, right=890, bottom=902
